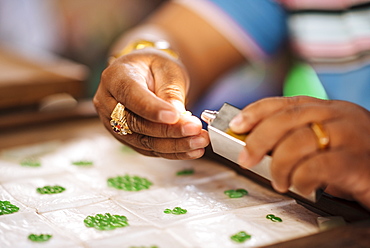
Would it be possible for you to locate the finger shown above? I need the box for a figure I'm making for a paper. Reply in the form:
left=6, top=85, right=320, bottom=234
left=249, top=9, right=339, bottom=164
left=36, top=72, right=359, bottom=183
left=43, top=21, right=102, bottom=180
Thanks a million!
left=123, top=110, right=202, bottom=138
left=130, top=146, right=206, bottom=160
left=238, top=103, right=340, bottom=169
left=111, top=129, right=209, bottom=153
left=290, top=149, right=370, bottom=209
left=230, top=96, right=327, bottom=133
left=270, top=125, right=318, bottom=192
left=102, top=59, right=182, bottom=124
left=154, top=148, right=206, bottom=160
left=151, top=56, right=189, bottom=111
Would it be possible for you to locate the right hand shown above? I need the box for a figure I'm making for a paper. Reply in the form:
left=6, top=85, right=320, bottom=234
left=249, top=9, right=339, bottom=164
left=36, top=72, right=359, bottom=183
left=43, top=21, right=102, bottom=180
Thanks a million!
left=93, top=48, right=209, bottom=159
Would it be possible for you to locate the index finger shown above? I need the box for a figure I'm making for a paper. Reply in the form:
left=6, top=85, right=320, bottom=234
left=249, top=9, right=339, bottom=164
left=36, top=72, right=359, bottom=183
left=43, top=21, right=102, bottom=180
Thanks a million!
left=229, top=96, right=328, bottom=134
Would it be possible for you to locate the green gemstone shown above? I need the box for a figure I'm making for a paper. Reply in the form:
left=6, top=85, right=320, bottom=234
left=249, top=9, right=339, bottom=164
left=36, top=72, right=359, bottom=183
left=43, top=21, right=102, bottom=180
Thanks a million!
left=266, top=214, right=283, bottom=222
left=28, top=234, right=52, bottom=242
left=72, top=160, right=93, bottom=166
left=0, top=200, right=20, bottom=215
left=20, top=158, right=41, bottom=167
left=107, top=174, right=153, bottom=191
left=176, top=169, right=194, bottom=176
left=84, top=213, right=129, bottom=230
left=36, top=185, right=66, bottom=194
left=230, top=231, right=251, bottom=243
left=224, top=188, right=248, bottom=198
left=163, top=207, right=187, bottom=215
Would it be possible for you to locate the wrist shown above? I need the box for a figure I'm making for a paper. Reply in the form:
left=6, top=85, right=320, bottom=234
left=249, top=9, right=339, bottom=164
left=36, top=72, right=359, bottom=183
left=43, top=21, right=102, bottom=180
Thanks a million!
left=108, top=39, right=179, bottom=64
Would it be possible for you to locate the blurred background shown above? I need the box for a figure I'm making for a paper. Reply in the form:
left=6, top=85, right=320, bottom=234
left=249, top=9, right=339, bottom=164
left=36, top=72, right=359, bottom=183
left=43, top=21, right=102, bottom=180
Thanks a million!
left=0, top=0, right=166, bottom=129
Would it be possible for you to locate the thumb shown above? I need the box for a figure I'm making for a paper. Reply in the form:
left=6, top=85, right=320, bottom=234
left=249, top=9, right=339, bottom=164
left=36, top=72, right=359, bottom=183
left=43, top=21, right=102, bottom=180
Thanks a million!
left=152, top=59, right=189, bottom=115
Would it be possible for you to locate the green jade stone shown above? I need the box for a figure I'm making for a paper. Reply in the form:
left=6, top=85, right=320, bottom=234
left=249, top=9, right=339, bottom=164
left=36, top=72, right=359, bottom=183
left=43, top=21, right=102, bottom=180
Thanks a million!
left=176, top=169, right=194, bottom=176
left=72, top=160, right=93, bottom=166
left=28, top=234, right=52, bottom=242
left=266, top=214, right=283, bottom=222
left=0, top=200, right=20, bottom=215
left=108, top=174, right=153, bottom=191
left=84, top=213, right=129, bottom=230
left=230, top=231, right=251, bottom=243
left=37, top=185, right=66, bottom=194
left=224, top=189, right=248, bottom=198
left=164, top=207, right=187, bottom=215
left=20, top=158, right=41, bottom=167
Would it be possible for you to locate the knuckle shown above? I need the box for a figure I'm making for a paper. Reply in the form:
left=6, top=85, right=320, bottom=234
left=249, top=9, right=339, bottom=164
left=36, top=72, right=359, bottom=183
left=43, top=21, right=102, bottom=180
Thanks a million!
left=92, top=95, right=102, bottom=111
left=128, top=112, right=143, bottom=134
left=138, top=135, right=154, bottom=150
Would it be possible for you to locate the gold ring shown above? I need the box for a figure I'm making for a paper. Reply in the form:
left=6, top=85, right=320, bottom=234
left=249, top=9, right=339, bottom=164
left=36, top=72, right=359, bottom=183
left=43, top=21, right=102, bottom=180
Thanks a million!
left=110, top=103, right=132, bottom=135
left=310, top=122, right=329, bottom=150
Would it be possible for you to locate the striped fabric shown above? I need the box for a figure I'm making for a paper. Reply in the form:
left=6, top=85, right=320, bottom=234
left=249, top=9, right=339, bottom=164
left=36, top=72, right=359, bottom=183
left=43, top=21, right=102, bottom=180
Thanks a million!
left=175, top=0, right=370, bottom=110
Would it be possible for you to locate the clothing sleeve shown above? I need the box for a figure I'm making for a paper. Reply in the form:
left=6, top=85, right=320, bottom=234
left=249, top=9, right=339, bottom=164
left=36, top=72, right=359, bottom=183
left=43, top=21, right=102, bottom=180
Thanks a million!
left=175, top=0, right=288, bottom=59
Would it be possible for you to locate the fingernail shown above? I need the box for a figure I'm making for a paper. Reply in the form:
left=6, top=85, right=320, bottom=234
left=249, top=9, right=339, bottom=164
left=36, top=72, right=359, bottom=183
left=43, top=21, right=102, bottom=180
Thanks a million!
left=182, top=116, right=201, bottom=136
left=238, top=149, right=249, bottom=167
left=187, top=148, right=204, bottom=158
left=170, top=100, right=186, bottom=113
left=190, top=136, right=208, bottom=149
left=159, top=110, right=178, bottom=124
left=229, top=114, right=243, bottom=130
left=182, top=122, right=200, bottom=136
left=271, top=180, right=286, bottom=193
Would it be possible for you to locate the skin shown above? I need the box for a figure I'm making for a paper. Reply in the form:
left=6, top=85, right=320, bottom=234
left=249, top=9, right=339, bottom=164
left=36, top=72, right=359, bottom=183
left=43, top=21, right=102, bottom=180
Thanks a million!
left=94, top=2, right=370, bottom=208
left=94, top=2, right=244, bottom=159
left=229, top=96, right=370, bottom=209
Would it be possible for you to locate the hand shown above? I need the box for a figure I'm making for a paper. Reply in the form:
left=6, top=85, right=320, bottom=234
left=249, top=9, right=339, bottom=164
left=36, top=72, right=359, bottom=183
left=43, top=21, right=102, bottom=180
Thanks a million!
left=93, top=48, right=209, bottom=159
left=229, top=96, right=370, bottom=209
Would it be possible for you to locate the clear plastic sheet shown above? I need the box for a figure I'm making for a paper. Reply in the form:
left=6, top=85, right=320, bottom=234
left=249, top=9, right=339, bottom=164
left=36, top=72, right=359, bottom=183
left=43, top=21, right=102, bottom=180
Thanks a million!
left=1, top=173, right=106, bottom=213
left=0, top=135, right=321, bottom=247
left=0, top=212, right=83, bottom=248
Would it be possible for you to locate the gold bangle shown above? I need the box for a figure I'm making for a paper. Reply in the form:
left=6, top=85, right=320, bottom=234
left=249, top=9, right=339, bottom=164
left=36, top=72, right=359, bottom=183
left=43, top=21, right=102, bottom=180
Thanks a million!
left=109, top=39, right=179, bottom=63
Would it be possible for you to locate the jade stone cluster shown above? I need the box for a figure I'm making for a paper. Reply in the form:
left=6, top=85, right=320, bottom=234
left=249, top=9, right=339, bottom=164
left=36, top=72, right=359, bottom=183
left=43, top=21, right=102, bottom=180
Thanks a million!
left=107, top=174, right=153, bottom=191
left=224, top=188, right=248, bottom=198
left=28, top=234, right=52, bottom=242
left=0, top=200, right=20, bottom=215
left=163, top=207, right=187, bottom=215
left=266, top=214, right=283, bottom=222
left=84, top=213, right=129, bottom=230
left=230, top=231, right=251, bottom=243
left=36, top=185, right=66, bottom=194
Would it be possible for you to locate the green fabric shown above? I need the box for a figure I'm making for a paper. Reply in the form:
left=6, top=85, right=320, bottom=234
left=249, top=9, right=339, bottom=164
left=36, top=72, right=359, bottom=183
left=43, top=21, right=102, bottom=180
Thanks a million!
left=283, top=62, right=328, bottom=100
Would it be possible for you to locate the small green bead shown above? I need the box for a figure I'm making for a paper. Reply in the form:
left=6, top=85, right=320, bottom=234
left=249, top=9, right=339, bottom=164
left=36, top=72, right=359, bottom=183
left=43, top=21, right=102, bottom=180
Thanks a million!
left=36, top=185, right=66, bottom=194
left=0, top=200, right=20, bottom=215
left=266, top=214, right=283, bottom=222
left=176, top=169, right=194, bottom=176
left=20, top=158, right=41, bottom=167
left=28, top=234, right=52, bottom=242
left=84, top=213, right=129, bottom=230
left=163, top=207, right=187, bottom=215
left=72, top=160, right=93, bottom=166
left=224, top=188, right=248, bottom=198
left=230, top=231, right=251, bottom=243
left=107, top=174, right=153, bottom=191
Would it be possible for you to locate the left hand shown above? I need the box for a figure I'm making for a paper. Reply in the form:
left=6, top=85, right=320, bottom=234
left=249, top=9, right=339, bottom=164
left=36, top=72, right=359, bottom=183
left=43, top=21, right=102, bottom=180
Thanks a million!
left=229, top=96, right=370, bottom=209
